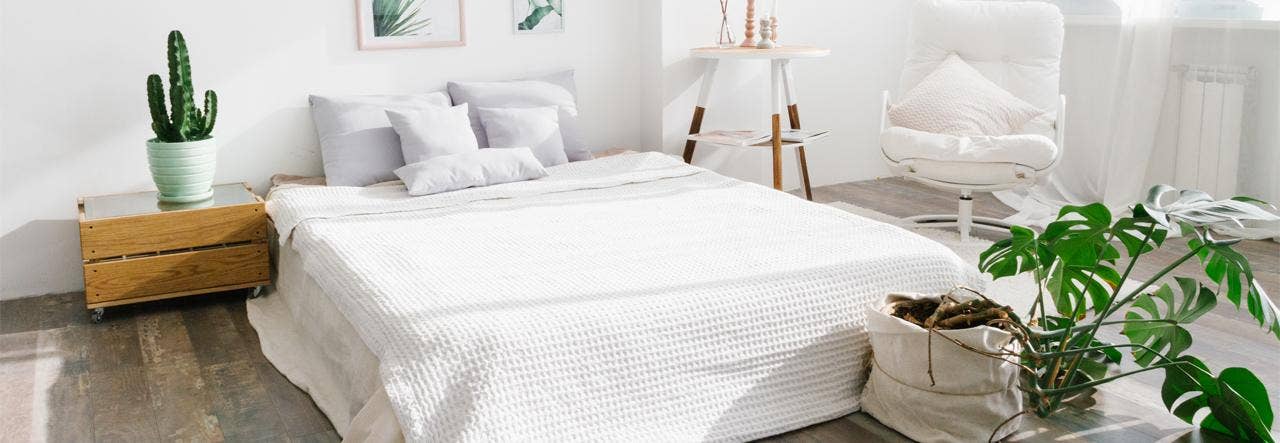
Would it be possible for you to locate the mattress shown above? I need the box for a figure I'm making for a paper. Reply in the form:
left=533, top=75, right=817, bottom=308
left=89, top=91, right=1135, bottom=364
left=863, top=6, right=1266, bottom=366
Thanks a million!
left=256, top=152, right=980, bottom=442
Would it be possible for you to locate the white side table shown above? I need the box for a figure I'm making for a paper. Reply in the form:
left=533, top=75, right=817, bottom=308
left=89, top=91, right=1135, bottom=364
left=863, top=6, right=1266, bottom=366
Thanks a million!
left=684, top=45, right=831, bottom=200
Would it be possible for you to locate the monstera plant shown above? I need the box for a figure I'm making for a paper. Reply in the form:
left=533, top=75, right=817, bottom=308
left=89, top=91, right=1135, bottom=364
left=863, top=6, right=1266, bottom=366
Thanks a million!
left=972, top=186, right=1280, bottom=441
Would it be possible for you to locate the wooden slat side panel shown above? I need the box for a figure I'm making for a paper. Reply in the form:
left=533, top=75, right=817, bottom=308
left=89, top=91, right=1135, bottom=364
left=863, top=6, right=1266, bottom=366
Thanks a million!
left=84, top=244, right=269, bottom=304
left=80, top=203, right=266, bottom=260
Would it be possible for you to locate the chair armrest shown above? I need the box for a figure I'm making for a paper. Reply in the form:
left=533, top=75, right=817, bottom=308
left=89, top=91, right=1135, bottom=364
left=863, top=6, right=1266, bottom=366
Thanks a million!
left=1055, top=94, right=1066, bottom=150
left=880, top=90, right=892, bottom=133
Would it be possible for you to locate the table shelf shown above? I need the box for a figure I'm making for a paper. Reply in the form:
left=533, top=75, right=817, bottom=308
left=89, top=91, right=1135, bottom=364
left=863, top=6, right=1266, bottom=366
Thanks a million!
left=687, top=130, right=831, bottom=149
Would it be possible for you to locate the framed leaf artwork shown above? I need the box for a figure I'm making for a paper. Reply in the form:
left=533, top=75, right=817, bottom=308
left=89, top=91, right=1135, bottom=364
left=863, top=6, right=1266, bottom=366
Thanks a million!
left=357, top=0, right=466, bottom=50
left=514, top=0, right=564, bottom=34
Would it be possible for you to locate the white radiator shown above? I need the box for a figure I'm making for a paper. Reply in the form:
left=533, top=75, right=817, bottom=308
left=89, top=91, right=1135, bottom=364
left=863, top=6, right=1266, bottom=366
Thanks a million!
left=1170, top=64, right=1255, bottom=198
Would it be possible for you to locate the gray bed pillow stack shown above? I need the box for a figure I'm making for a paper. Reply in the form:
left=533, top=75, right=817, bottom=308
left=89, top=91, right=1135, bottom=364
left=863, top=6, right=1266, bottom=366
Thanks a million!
left=309, top=92, right=451, bottom=187
left=448, top=70, right=593, bottom=162
left=310, top=70, right=591, bottom=187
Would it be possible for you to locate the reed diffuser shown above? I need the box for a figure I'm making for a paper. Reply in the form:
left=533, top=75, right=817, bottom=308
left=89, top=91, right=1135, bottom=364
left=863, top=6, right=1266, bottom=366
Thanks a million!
left=717, top=0, right=736, bottom=47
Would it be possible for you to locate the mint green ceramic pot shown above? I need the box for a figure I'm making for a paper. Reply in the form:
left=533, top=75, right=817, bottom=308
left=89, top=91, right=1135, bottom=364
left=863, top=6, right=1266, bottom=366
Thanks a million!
left=146, top=138, right=216, bottom=203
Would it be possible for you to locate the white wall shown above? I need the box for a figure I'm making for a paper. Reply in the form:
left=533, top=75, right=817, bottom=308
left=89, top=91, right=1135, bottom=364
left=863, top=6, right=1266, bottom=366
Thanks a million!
left=656, top=0, right=912, bottom=188
left=0, top=0, right=645, bottom=299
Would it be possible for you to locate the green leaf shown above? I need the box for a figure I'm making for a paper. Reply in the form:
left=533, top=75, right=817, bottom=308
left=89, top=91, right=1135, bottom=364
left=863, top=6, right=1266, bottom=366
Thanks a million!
left=1042, top=203, right=1121, bottom=267
left=978, top=226, right=1044, bottom=280
left=373, top=0, right=431, bottom=37
left=1122, top=278, right=1216, bottom=367
left=1162, top=356, right=1274, bottom=442
left=1046, top=261, right=1121, bottom=317
left=519, top=5, right=557, bottom=30
left=1189, top=234, right=1280, bottom=341
left=1112, top=206, right=1169, bottom=257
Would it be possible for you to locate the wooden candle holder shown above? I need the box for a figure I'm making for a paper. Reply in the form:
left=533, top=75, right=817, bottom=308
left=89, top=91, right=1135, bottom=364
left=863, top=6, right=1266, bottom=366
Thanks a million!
left=741, top=0, right=757, bottom=48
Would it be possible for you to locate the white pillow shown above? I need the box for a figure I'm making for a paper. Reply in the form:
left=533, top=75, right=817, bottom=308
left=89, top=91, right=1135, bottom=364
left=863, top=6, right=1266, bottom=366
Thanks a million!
left=309, top=92, right=451, bottom=187
left=477, top=107, right=569, bottom=167
left=890, top=54, right=1045, bottom=137
left=447, top=70, right=593, bottom=162
left=386, top=104, right=478, bottom=164
left=394, top=148, right=548, bottom=196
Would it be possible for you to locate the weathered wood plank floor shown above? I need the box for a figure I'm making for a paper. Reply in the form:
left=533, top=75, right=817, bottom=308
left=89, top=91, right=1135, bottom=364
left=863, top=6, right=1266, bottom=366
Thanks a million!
left=0, top=177, right=1275, bottom=442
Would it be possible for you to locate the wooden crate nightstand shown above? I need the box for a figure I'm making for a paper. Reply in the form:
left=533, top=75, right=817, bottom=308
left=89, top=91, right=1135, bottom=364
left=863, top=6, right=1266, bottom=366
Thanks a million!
left=77, top=183, right=270, bottom=322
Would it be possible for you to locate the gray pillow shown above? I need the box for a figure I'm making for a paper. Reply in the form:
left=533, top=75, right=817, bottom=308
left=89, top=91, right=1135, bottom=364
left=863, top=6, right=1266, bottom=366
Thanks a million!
left=386, top=104, right=478, bottom=164
left=309, top=92, right=450, bottom=187
left=447, top=70, right=593, bottom=162
left=477, top=107, right=569, bottom=167
left=394, top=148, right=548, bottom=196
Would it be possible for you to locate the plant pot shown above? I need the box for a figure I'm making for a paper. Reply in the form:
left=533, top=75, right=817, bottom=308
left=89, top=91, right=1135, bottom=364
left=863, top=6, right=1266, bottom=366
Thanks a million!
left=146, top=138, right=216, bottom=203
left=860, top=292, right=1024, bottom=443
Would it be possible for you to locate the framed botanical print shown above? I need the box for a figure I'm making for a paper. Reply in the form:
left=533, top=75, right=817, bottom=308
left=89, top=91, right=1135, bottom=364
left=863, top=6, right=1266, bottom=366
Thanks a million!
left=514, top=0, right=564, bottom=34
left=357, top=0, right=466, bottom=50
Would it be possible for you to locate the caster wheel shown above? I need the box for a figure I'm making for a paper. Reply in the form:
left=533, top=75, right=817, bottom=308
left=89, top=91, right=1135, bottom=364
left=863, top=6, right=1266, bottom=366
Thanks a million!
left=90, top=308, right=105, bottom=324
left=247, top=286, right=264, bottom=299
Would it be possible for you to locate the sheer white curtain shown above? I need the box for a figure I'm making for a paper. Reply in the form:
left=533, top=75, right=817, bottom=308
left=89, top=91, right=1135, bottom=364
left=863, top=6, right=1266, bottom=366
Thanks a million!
left=995, top=0, right=1177, bottom=226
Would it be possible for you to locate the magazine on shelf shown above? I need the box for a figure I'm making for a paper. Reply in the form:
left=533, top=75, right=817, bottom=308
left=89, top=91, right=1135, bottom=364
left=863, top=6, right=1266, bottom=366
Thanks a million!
left=693, top=130, right=773, bottom=146
left=780, top=129, right=830, bottom=142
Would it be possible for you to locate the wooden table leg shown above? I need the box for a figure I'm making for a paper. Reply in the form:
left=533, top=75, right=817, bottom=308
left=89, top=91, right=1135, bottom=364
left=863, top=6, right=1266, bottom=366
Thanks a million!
left=770, top=60, right=784, bottom=190
left=782, top=60, right=813, bottom=200
left=683, top=59, right=720, bottom=164
left=683, top=107, right=704, bottom=164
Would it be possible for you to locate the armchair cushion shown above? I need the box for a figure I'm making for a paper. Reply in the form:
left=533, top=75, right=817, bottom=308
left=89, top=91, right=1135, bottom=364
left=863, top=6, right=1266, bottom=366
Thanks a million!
left=890, top=54, right=1046, bottom=137
left=881, top=126, right=1058, bottom=170
left=901, top=0, right=1064, bottom=112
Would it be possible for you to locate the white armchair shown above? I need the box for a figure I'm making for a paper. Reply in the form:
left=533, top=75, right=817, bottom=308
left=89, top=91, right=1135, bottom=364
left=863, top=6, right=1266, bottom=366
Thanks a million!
left=880, top=0, right=1066, bottom=241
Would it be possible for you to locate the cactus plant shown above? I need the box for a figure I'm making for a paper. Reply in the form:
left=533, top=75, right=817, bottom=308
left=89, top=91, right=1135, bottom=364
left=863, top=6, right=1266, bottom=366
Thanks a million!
left=147, top=31, right=217, bottom=143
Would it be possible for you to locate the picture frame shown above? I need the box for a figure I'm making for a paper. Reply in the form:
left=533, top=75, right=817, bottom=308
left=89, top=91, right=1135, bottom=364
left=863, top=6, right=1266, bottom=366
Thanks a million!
left=357, top=0, right=466, bottom=50
left=514, top=0, right=565, bottom=34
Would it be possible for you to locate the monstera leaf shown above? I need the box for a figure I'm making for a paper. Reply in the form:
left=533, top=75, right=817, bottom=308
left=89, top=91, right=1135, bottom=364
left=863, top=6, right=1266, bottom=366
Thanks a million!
left=979, top=225, right=1046, bottom=280
left=1042, top=203, right=1121, bottom=267
left=1045, top=261, right=1122, bottom=317
left=1144, top=185, right=1279, bottom=230
left=1122, top=278, right=1216, bottom=367
left=1189, top=231, right=1280, bottom=341
left=1162, top=356, right=1274, bottom=442
left=1112, top=206, right=1169, bottom=257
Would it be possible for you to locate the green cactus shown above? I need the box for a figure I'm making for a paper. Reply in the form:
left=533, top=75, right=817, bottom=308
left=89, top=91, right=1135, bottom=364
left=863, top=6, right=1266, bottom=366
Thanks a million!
left=146, top=30, right=217, bottom=143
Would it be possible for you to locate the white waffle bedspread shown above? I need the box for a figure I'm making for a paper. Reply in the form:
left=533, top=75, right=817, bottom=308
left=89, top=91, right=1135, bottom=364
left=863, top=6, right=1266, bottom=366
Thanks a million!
left=267, top=153, right=979, bottom=442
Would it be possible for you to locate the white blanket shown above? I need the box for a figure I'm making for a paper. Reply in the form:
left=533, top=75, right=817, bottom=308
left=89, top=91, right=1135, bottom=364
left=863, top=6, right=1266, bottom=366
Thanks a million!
left=267, top=153, right=980, bottom=442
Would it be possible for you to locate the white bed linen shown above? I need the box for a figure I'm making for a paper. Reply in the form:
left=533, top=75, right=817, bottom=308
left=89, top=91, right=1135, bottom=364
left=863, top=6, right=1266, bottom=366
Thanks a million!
left=247, top=239, right=403, bottom=441
left=265, top=153, right=980, bottom=442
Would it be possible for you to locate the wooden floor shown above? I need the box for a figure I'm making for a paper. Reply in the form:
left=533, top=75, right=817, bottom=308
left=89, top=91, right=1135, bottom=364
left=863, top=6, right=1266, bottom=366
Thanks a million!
left=0, top=177, right=1275, bottom=442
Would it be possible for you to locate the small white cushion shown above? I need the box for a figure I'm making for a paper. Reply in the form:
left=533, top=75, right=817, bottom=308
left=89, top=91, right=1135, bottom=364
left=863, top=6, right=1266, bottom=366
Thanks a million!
left=386, top=104, right=479, bottom=164
left=394, top=148, right=548, bottom=196
left=890, top=54, right=1045, bottom=137
left=447, top=70, right=593, bottom=162
left=881, top=126, right=1058, bottom=170
left=477, top=107, right=569, bottom=167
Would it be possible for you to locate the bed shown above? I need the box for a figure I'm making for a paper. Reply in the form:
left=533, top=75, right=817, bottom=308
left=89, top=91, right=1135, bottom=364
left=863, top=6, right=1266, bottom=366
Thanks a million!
left=248, top=152, right=979, bottom=442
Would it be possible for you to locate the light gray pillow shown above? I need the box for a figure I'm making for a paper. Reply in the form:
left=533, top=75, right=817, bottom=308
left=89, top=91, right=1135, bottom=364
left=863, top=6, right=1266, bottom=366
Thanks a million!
left=386, top=104, right=478, bottom=165
left=477, top=107, right=569, bottom=167
left=447, top=70, right=593, bottom=162
left=309, top=92, right=450, bottom=187
left=394, top=148, right=548, bottom=196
